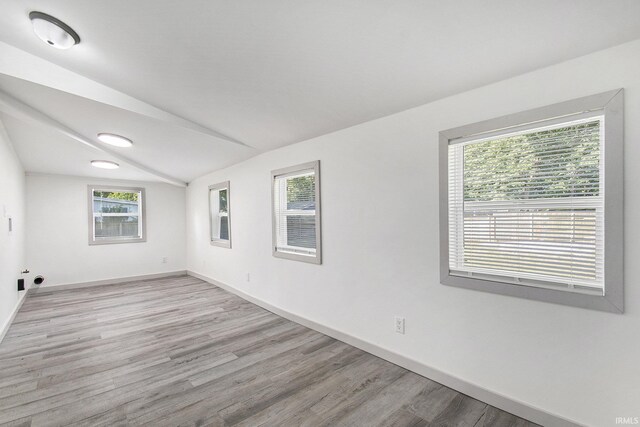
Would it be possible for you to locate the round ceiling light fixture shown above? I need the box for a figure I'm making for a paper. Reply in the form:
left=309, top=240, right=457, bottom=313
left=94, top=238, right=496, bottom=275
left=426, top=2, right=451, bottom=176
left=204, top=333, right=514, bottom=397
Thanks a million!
left=97, top=133, right=133, bottom=148
left=29, top=11, right=80, bottom=49
left=91, top=160, right=119, bottom=169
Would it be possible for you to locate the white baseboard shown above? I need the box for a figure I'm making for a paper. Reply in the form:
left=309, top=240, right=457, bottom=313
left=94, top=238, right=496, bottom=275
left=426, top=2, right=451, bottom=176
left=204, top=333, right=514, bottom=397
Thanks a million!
left=188, top=270, right=581, bottom=427
left=32, top=270, right=188, bottom=293
left=0, top=289, right=29, bottom=345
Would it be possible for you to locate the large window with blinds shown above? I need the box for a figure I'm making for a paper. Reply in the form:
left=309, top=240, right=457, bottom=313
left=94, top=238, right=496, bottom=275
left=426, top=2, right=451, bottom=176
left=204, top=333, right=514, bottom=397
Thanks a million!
left=440, top=90, right=624, bottom=312
left=272, top=161, right=322, bottom=264
left=88, top=185, right=146, bottom=245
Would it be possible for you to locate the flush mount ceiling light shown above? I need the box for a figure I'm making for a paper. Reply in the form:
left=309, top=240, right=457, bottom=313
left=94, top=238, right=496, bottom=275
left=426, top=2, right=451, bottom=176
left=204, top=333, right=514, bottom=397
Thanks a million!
left=91, top=160, right=119, bottom=169
left=29, top=11, right=80, bottom=49
left=97, top=133, right=133, bottom=148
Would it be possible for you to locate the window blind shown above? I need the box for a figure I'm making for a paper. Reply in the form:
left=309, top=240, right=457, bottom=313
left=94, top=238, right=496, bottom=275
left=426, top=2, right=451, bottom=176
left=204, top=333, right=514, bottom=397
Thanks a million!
left=273, top=169, right=317, bottom=256
left=448, top=117, right=604, bottom=291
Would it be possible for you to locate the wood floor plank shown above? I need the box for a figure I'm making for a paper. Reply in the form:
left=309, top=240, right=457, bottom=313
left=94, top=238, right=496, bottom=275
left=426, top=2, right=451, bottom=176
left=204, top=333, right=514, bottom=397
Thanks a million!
left=328, top=372, right=431, bottom=426
left=475, top=405, right=539, bottom=427
left=383, top=408, right=429, bottom=427
left=0, top=275, right=538, bottom=426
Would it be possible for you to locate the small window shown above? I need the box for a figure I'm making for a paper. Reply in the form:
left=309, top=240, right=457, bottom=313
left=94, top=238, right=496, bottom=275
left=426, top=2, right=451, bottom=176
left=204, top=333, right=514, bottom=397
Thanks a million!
left=88, top=186, right=145, bottom=245
left=209, top=181, right=231, bottom=248
left=440, top=90, right=623, bottom=312
left=272, top=161, right=322, bottom=264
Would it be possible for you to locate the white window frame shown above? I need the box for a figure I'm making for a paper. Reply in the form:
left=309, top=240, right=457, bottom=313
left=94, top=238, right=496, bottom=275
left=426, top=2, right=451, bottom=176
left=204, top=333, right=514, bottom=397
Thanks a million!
left=271, top=160, right=322, bottom=264
left=439, top=89, right=624, bottom=313
left=209, top=181, right=232, bottom=248
left=88, top=185, right=146, bottom=245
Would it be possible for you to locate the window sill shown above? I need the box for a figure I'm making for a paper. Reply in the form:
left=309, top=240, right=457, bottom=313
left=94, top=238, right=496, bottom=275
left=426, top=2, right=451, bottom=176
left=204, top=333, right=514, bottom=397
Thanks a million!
left=441, top=271, right=623, bottom=313
left=273, top=248, right=321, bottom=264
left=210, top=239, right=231, bottom=249
left=89, top=237, right=146, bottom=245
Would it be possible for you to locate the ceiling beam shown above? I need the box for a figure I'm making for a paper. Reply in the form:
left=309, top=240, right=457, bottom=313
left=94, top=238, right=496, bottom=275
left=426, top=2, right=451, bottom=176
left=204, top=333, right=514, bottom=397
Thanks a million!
left=0, top=41, right=250, bottom=148
left=0, top=89, right=187, bottom=187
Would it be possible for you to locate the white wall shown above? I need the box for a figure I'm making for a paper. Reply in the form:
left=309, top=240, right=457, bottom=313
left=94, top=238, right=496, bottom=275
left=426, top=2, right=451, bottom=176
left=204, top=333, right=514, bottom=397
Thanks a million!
left=187, top=39, right=640, bottom=427
left=0, top=119, right=26, bottom=337
left=27, top=174, right=185, bottom=286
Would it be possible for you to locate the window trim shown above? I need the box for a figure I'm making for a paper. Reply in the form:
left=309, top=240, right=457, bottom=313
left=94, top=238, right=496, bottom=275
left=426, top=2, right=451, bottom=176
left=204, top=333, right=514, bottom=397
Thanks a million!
left=271, top=160, right=322, bottom=264
left=87, top=185, right=146, bottom=245
left=439, top=89, right=624, bottom=313
left=208, top=181, right=232, bottom=249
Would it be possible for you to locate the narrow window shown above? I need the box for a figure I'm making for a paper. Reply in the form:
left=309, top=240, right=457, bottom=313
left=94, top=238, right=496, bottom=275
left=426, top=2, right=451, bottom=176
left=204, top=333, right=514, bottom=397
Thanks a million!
left=88, top=186, right=145, bottom=245
left=209, top=181, right=231, bottom=248
left=440, top=90, right=623, bottom=312
left=272, top=161, right=322, bottom=264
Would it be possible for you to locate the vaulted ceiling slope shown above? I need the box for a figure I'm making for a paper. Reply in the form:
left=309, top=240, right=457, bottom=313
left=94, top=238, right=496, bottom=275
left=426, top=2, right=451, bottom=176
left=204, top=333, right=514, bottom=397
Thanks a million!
left=1, top=0, right=639, bottom=185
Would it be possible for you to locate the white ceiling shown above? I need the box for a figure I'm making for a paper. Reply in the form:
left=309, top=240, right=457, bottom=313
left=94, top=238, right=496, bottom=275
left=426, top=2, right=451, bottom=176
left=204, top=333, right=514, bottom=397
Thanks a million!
left=1, top=113, right=159, bottom=182
left=0, top=74, right=252, bottom=183
left=0, top=0, right=639, bottom=185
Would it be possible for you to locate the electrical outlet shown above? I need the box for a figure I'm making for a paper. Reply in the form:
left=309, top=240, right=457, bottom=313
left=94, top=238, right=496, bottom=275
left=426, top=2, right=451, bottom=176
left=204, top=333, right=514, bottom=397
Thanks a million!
left=161, top=257, right=168, bottom=264
left=246, top=273, right=251, bottom=282
left=395, top=317, right=405, bottom=334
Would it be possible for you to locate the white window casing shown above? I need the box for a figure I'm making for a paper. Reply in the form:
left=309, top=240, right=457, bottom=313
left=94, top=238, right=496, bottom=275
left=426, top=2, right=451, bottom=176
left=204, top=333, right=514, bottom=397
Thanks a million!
left=272, top=161, right=322, bottom=264
left=439, top=90, right=624, bottom=313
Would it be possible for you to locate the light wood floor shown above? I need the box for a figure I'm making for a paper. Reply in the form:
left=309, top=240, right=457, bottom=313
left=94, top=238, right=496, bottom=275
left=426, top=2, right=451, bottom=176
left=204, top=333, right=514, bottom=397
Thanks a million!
left=0, top=275, right=538, bottom=426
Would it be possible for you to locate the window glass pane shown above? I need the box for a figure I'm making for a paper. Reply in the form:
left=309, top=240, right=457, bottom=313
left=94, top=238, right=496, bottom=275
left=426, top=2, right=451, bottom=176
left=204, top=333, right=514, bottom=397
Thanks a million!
left=286, top=215, right=316, bottom=249
left=95, top=216, right=140, bottom=239
left=463, top=208, right=598, bottom=282
left=219, top=189, right=228, bottom=213
left=449, top=118, right=603, bottom=290
left=93, top=190, right=140, bottom=214
left=274, top=172, right=316, bottom=253
left=464, top=121, right=600, bottom=201
left=91, top=188, right=143, bottom=243
left=286, top=174, right=315, bottom=210
left=209, top=186, right=229, bottom=243
left=219, top=216, right=229, bottom=240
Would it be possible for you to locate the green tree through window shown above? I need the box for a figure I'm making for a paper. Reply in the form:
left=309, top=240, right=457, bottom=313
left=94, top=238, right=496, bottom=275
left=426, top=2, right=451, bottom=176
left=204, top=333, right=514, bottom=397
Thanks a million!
left=287, top=175, right=315, bottom=203
left=93, top=191, right=139, bottom=202
left=464, top=121, right=600, bottom=201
